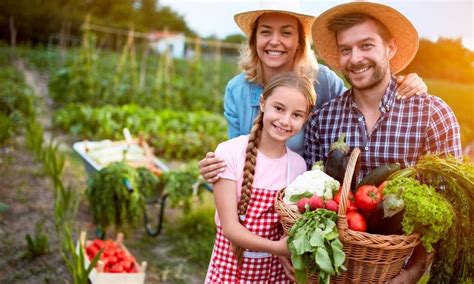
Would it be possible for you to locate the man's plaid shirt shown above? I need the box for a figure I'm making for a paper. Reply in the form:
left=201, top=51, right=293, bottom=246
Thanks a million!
left=304, top=76, right=462, bottom=182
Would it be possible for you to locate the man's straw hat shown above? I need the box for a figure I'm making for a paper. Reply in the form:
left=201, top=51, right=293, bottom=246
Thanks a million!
left=234, top=1, right=314, bottom=38
left=312, top=2, right=419, bottom=74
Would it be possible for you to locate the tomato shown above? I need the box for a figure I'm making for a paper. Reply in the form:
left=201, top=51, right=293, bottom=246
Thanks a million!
left=346, top=211, right=367, bottom=232
left=334, top=189, right=358, bottom=212
left=92, top=239, right=104, bottom=249
left=109, top=263, right=124, bottom=273
left=355, top=185, right=382, bottom=214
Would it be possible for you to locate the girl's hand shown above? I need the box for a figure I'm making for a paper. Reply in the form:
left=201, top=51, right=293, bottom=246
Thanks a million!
left=198, top=152, right=226, bottom=183
left=395, top=73, right=428, bottom=99
left=278, top=256, right=296, bottom=281
left=274, top=237, right=291, bottom=258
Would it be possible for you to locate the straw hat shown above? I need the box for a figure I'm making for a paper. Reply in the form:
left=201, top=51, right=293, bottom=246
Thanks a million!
left=234, top=1, right=315, bottom=38
left=312, top=2, right=419, bottom=74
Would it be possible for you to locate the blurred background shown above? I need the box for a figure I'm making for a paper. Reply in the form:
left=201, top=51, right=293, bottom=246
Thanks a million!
left=0, top=1, right=472, bottom=283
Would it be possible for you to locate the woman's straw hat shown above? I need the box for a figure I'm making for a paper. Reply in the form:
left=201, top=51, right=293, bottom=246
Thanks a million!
left=312, top=2, right=419, bottom=74
left=234, top=1, right=315, bottom=38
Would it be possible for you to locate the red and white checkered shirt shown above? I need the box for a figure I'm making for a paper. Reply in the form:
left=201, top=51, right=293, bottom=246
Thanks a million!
left=304, top=76, right=462, bottom=182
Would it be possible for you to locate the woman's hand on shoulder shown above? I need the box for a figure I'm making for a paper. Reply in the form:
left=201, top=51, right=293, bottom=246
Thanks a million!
left=198, top=152, right=226, bottom=183
left=395, top=73, right=428, bottom=99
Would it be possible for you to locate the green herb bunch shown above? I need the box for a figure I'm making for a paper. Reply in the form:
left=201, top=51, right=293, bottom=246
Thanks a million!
left=389, top=155, right=474, bottom=283
left=384, top=177, right=454, bottom=252
left=86, top=162, right=157, bottom=233
left=287, top=209, right=345, bottom=284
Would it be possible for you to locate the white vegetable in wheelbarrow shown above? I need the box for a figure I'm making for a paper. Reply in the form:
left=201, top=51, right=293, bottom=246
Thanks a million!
left=283, top=169, right=340, bottom=204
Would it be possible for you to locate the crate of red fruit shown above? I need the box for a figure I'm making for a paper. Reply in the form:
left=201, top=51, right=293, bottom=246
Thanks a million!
left=78, top=231, right=147, bottom=284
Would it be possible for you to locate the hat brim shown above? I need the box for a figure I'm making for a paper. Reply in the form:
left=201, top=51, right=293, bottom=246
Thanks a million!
left=235, top=10, right=315, bottom=39
left=312, top=2, right=418, bottom=74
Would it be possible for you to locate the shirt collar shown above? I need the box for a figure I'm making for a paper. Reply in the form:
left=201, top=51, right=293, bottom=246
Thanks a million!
left=347, top=75, right=397, bottom=113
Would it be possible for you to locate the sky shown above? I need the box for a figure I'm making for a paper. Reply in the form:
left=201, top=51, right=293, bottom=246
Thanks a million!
left=159, top=0, right=474, bottom=51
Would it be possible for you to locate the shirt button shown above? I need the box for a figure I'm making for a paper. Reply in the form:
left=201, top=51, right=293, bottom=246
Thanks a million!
left=358, top=117, right=363, bottom=122
left=364, top=146, right=369, bottom=151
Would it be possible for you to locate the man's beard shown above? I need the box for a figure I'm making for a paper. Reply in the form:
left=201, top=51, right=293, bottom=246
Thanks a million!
left=344, top=59, right=389, bottom=91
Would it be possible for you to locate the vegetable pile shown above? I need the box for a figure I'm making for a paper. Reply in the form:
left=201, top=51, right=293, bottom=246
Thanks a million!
left=86, top=162, right=161, bottom=232
left=383, top=177, right=454, bottom=252
left=389, top=155, right=474, bottom=283
left=85, top=239, right=138, bottom=273
left=287, top=209, right=345, bottom=284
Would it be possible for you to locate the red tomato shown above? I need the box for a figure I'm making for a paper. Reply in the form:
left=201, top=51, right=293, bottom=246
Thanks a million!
left=355, top=185, right=382, bottom=214
left=346, top=211, right=367, bottom=232
left=92, top=239, right=104, bottom=249
left=334, top=189, right=358, bottom=212
left=109, top=263, right=124, bottom=273
left=86, top=245, right=99, bottom=258
left=120, top=259, right=132, bottom=270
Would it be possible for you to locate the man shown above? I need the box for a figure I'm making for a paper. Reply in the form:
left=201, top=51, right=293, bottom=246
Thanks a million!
left=305, top=2, right=462, bottom=181
left=305, top=2, right=462, bottom=283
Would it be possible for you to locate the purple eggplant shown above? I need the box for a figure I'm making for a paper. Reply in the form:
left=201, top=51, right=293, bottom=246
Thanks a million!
left=325, top=133, right=350, bottom=185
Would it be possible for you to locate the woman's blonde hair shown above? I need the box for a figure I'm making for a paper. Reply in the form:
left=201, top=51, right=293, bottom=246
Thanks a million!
left=233, top=72, right=315, bottom=261
left=238, top=14, right=319, bottom=85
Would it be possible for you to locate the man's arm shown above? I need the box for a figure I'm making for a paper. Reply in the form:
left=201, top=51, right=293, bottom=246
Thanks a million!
left=424, top=97, right=462, bottom=159
left=388, top=244, right=434, bottom=284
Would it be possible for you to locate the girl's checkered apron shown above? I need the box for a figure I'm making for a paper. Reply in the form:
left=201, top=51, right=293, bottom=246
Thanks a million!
left=205, top=187, right=293, bottom=283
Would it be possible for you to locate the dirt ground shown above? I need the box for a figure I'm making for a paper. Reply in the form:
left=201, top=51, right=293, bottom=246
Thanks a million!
left=0, top=60, right=206, bottom=283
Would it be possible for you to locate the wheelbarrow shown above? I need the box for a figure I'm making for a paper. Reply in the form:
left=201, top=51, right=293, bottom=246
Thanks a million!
left=73, top=135, right=212, bottom=237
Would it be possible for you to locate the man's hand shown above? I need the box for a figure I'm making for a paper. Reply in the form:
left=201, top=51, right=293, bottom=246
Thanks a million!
left=198, top=152, right=226, bottom=183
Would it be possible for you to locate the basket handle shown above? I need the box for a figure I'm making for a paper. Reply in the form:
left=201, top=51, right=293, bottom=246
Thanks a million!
left=337, top=148, right=360, bottom=217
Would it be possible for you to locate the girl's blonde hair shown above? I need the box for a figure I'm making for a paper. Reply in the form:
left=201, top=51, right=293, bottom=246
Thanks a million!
left=238, top=14, right=319, bottom=85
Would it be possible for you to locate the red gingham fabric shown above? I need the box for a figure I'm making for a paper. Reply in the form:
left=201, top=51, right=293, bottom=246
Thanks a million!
left=305, top=76, right=462, bottom=182
left=206, top=188, right=293, bottom=283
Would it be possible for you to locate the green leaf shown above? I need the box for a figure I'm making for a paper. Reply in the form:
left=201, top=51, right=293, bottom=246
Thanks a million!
left=291, top=254, right=304, bottom=270
left=289, top=192, right=314, bottom=203
left=295, top=268, right=307, bottom=284
left=309, top=228, right=324, bottom=247
left=315, top=247, right=335, bottom=274
left=331, top=239, right=346, bottom=270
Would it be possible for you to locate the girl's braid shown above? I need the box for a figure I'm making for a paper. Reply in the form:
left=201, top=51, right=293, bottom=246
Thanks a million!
left=238, top=112, right=263, bottom=216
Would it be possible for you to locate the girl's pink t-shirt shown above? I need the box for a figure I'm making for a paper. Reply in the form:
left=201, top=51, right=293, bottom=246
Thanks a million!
left=214, top=135, right=307, bottom=224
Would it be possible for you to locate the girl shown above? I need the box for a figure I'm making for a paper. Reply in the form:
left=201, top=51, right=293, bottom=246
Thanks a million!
left=205, top=72, right=315, bottom=283
left=199, top=2, right=427, bottom=182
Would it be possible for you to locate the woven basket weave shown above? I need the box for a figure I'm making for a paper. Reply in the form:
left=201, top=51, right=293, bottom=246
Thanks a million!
left=275, top=148, right=420, bottom=283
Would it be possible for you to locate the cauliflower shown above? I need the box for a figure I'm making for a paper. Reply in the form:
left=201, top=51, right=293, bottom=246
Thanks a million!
left=284, top=169, right=340, bottom=204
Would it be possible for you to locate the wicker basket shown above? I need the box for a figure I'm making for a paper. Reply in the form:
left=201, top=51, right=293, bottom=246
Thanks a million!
left=275, top=148, right=420, bottom=283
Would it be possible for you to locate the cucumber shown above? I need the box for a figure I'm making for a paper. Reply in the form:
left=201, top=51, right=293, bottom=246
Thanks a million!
left=356, top=163, right=400, bottom=189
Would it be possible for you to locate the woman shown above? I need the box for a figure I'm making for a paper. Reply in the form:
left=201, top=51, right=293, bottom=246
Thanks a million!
left=200, top=1, right=427, bottom=182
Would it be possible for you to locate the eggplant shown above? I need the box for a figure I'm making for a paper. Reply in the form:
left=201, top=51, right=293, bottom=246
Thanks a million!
left=367, top=202, right=404, bottom=235
left=325, top=133, right=350, bottom=185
